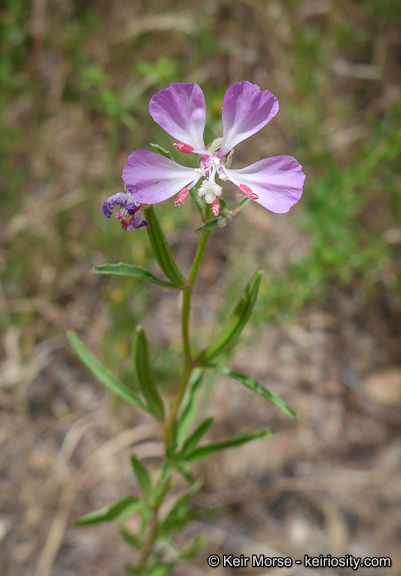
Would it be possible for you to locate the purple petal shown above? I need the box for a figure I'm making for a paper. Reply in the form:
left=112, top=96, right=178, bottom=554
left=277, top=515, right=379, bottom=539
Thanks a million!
left=149, top=83, right=206, bottom=150
left=219, top=82, right=279, bottom=157
left=102, top=192, right=140, bottom=218
left=122, top=150, right=201, bottom=204
left=225, top=156, right=305, bottom=213
left=127, top=211, right=148, bottom=230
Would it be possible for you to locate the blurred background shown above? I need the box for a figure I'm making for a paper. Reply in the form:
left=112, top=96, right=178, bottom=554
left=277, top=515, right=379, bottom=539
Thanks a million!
left=1, top=0, right=400, bottom=575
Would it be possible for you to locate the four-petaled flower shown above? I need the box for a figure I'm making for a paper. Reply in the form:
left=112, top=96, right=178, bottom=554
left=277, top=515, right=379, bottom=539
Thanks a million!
left=120, top=82, right=305, bottom=219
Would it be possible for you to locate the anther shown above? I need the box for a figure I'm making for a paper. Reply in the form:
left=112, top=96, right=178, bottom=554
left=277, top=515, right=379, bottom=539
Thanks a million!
left=174, top=188, right=190, bottom=206
left=173, top=142, right=194, bottom=154
left=211, top=199, right=221, bottom=216
left=239, top=184, right=258, bottom=200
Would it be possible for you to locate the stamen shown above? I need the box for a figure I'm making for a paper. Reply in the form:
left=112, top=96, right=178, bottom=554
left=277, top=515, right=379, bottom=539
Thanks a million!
left=174, top=187, right=190, bottom=206
left=239, top=184, right=258, bottom=200
left=173, top=142, right=194, bottom=154
left=121, top=218, right=130, bottom=230
left=211, top=199, right=220, bottom=216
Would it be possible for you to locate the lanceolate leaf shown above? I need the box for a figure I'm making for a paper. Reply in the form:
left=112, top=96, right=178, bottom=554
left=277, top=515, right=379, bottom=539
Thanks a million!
left=209, top=364, right=297, bottom=419
left=67, top=331, right=148, bottom=411
left=181, top=417, right=214, bottom=458
left=162, top=480, right=203, bottom=532
left=197, top=269, right=263, bottom=363
left=120, top=527, right=142, bottom=550
left=179, top=536, right=205, bottom=560
left=150, top=142, right=174, bottom=160
left=176, top=369, right=204, bottom=445
left=189, top=187, right=204, bottom=216
left=183, top=428, right=275, bottom=462
left=195, top=218, right=219, bottom=233
left=93, top=263, right=175, bottom=289
left=132, top=326, right=164, bottom=419
left=176, top=462, right=195, bottom=484
left=237, top=197, right=251, bottom=210
left=144, top=206, right=186, bottom=289
left=130, top=454, right=152, bottom=497
left=75, top=496, right=142, bottom=525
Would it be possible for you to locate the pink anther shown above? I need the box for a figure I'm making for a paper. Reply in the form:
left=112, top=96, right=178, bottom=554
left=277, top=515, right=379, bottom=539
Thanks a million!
left=211, top=199, right=220, bottom=216
left=173, top=142, right=194, bottom=154
left=239, top=184, right=258, bottom=200
left=174, top=188, right=190, bottom=206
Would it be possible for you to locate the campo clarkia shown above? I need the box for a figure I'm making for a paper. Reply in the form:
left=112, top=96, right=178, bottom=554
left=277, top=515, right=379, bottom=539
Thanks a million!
left=104, top=82, right=305, bottom=225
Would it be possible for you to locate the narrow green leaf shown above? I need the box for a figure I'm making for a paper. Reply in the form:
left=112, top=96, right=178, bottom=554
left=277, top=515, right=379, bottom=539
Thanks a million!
left=181, top=418, right=214, bottom=458
left=209, top=364, right=297, bottom=419
left=189, top=187, right=204, bottom=216
left=132, top=326, right=164, bottom=419
left=176, top=462, right=195, bottom=484
left=206, top=137, right=223, bottom=153
left=126, top=562, right=172, bottom=576
left=176, top=369, right=204, bottom=445
left=197, top=269, right=263, bottom=363
left=148, top=562, right=174, bottom=576
left=130, top=454, right=152, bottom=497
left=179, top=536, right=205, bottom=560
left=140, top=507, right=152, bottom=538
left=184, top=428, right=275, bottom=462
left=162, top=480, right=202, bottom=531
left=225, top=148, right=234, bottom=169
left=195, top=218, right=219, bottom=233
left=75, top=496, right=142, bottom=525
left=125, top=565, right=140, bottom=575
left=150, top=142, right=174, bottom=160
left=144, top=206, right=186, bottom=289
left=126, top=552, right=172, bottom=575
left=120, top=527, right=142, bottom=550
left=219, top=197, right=228, bottom=211
left=93, top=263, right=175, bottom=289
left=237, top=197, right=251, bottom=210
left=67, top=331, right=147, bottom=411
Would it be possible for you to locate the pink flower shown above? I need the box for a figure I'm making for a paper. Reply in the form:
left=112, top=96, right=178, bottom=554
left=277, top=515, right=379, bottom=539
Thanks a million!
left=122, top=82, right=305, bottom=216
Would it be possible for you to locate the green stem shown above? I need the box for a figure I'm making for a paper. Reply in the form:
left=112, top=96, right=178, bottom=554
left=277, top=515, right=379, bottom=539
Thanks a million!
left=137, top=474, right=171, bottom=573
left=137, top=506, right=159, bottom=573
left=163, top=229, right=211, bottom=446
left=137, top=229, right=210, bottom=569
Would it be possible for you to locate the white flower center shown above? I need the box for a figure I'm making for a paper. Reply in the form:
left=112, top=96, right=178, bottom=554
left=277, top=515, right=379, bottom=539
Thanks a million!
left=198, top=179, right=222, bottom=204
left=196, top=154, right=228, bottom=204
